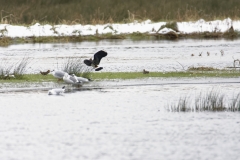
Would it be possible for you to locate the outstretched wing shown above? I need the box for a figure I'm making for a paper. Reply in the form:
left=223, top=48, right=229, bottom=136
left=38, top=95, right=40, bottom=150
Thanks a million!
left=95, top=67, right=103, bottom=71
left=84, top=59, right=92, bottom=66
left=93, top=50, right=107, bottom=65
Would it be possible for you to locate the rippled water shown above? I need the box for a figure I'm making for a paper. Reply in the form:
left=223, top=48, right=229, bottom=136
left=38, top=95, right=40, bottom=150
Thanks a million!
left=1, top=39, right=240, bottom=72
left=1, top=39, right=240, bottom=160
left=1, top=78, right=240, bottom=160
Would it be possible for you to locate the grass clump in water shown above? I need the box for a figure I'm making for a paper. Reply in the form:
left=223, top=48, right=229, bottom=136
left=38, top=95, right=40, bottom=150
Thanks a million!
left=166, top=88, right=240, bottom=112
left=229, top=93, right=240, bottom=112
left=195, top=89, right=225, bottom=111
left=168, top=96, right=191, bottom=112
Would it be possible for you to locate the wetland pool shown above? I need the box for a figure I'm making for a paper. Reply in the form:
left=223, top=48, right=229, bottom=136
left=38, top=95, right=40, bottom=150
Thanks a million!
left=0, top=39, right=240, bottom=160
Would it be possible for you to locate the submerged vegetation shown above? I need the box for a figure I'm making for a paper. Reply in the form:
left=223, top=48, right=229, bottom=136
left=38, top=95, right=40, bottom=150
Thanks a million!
left=167, top=89, right=240, bottom=112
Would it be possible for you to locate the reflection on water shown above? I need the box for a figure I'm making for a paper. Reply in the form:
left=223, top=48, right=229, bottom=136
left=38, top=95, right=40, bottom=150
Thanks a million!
left=0, top=80, right=240, bottom=160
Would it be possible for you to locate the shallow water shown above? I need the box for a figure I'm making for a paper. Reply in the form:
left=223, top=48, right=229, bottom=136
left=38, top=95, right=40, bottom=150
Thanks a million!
left=1, top=39, right=240, bottom=72
left=1, top=40, right=240, bottom=160
left=1, top=78, right=240, bottom=160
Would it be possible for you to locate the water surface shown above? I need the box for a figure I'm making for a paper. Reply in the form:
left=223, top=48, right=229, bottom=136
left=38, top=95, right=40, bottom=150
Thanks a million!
left=1, top=40, right=240, bottom=160
left=1, top=39, right=240, bottom=72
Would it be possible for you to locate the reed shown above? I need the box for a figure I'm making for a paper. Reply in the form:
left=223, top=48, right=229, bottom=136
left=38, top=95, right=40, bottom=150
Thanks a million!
left=13, top=56, right=32, bottom=78
left=168, top=96, right=191, bottom=112
left=229, top=93, right=240, bottom=112
left=195, top=89, right=226, bottom=111
left=61, top=57, right=91, bottom=79
left=167, top=89, right=240, bottom=112
left=1, top=0, right=240, bottom=25
left=0, top=58, right=14, bottom=79
left=0, top=56, right=32, bottom=79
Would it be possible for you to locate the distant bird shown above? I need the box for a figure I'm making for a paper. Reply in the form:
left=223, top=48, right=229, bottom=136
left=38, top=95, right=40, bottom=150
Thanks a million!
left=51, top=70, right=68, bottom=81
left=84, top=50, right=107, bottom=71
left=63, top=73, right=82, bottom=86
left=40, top=70, right=50, bottom=75
left=143, top=69, right=149, bottom=74
left=48, top=86, right=65, bottom=95
left=220, top=50, right=224, bottom=56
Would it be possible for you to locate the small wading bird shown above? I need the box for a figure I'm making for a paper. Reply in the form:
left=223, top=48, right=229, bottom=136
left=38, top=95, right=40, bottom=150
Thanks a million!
left=143, top=69, right=149, bottom=74
left=40, top=70, right=50, bottom=75
left=84, top=50, right=107, bottom=71
left=48, top=86, right=65, bottom=95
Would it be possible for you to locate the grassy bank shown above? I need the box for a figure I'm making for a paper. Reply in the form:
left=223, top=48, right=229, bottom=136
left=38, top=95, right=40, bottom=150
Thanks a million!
left=1, top=0, right=240, bottom=25
left=1, top=70, right=240, bottom=83
left=1, top=30, right=240, bottom=46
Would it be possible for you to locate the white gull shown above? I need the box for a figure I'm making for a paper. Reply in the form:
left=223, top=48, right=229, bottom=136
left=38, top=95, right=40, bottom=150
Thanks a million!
left=63, top=73, right=83, bottom=86
left=51, top=70, right=68, bottom=80
left=48, top=86, right=65, bottom=95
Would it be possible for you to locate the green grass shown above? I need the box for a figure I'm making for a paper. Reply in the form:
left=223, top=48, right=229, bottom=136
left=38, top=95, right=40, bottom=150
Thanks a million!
left=0, top=74, right=56, bottom=83
left=1, top=70, right=240, bottom=83
left=89, top=71, right=240, bottom=80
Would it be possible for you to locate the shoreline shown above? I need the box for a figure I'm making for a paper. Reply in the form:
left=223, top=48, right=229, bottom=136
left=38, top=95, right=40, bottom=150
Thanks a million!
left=1, top=32, right=239, bottom=46
left=1, top=70, right=240, bottom=83
left=1, top=18, right=240, bottom=46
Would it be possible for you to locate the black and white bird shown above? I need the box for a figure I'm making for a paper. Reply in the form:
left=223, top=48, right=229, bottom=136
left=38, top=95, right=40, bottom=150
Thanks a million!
left=84, top=50, right=107, bottom=71
left=48, top=86, right=65, bottom=95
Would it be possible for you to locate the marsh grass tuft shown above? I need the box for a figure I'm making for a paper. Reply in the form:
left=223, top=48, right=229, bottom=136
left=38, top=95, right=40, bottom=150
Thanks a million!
left=229, top=93, right=240, bottom=112
left=195, top=89, right=226, bottom=111
left=13, top=57, right=32, bottom=78
left=167, top=89, right=240, bottom=112
left=61, top=57, right=92, bottom=79
left=0, top=56, right=32, bottom=79
left=168, top=96, right=191, bottom=112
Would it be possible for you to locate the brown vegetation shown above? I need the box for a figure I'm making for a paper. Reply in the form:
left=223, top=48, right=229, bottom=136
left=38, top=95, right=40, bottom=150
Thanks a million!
left=1, top=0, right=240, bottom=25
